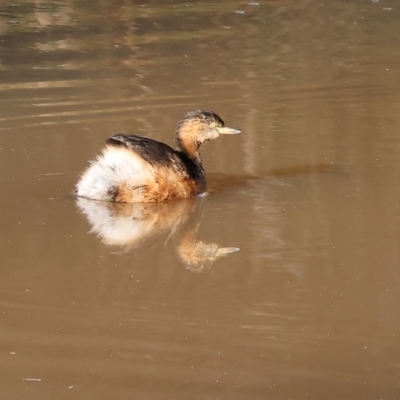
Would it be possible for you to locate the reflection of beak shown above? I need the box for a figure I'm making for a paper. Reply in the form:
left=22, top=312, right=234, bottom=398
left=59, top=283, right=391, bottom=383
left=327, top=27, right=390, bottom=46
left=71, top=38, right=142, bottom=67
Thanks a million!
left=217, top=126, right=241, bottom=135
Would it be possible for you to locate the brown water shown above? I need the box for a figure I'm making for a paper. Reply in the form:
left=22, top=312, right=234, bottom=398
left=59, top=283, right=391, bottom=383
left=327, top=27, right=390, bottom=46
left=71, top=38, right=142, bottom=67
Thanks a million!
left=1, top=0, right=400, bottom=399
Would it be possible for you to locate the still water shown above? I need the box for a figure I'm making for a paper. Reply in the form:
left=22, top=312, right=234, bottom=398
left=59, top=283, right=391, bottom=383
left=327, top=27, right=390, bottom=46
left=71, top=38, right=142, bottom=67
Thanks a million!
left=1, top=0, right=400, bottom=399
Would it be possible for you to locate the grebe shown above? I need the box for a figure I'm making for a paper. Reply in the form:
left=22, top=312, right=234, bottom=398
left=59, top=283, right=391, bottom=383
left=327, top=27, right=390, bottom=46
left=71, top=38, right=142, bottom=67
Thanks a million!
left=75, top=110, right=240, bottom=203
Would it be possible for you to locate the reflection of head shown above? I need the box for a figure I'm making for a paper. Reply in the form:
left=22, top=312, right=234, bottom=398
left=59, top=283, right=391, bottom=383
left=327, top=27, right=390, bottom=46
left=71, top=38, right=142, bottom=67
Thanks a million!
left=177, top=239, right=239, bottom=272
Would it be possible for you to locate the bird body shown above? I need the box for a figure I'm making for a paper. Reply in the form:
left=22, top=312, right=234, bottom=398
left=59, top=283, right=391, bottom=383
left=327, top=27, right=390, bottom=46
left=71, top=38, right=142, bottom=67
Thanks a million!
left=76, top=110, right=240, bottom=203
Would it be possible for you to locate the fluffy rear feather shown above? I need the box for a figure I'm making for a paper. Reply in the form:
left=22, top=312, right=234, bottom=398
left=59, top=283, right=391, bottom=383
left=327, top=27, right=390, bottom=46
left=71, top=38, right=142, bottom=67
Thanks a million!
left=76, top=145, right=199, bottom=203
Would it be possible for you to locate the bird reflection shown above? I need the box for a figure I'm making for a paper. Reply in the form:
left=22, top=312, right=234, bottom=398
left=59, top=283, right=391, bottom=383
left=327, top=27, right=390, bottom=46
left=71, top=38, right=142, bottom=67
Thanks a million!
left=76, top=197, right=239, bottom=271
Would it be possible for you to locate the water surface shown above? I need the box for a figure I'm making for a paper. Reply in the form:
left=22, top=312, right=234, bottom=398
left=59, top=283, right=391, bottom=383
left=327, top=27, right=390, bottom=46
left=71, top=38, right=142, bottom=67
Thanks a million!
left=1, top=1, right=400, bottom=399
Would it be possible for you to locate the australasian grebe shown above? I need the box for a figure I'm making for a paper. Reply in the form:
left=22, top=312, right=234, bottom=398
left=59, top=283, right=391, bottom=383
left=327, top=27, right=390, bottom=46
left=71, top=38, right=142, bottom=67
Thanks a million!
left=75, top=110, right=240, bottom=203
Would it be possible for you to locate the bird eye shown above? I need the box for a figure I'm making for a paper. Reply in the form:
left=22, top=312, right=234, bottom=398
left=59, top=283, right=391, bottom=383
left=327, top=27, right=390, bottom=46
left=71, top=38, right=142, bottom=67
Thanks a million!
left=210, top=122, right=216, bottom=128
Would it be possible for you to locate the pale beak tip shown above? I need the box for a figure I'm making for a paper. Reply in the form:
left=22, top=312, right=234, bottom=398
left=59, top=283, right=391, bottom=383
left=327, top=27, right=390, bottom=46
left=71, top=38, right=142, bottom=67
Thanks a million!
left=218, top=127, right=241, bottom=135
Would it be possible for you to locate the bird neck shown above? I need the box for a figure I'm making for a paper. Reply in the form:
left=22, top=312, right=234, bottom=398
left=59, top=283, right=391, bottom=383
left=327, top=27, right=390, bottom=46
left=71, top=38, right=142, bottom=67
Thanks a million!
left=175, top=136, right=206, bottom=193
left=175, top=136, right=202, bottom=164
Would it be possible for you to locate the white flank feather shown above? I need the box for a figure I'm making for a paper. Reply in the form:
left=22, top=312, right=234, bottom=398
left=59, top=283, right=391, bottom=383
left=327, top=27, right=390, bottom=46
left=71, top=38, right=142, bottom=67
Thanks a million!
left=76, top=146, right=155, bottom=201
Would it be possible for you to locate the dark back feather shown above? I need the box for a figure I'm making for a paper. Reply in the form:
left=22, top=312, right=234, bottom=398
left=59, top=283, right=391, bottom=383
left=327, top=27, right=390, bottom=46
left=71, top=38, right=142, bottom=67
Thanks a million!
left=107, top=134, right=179, bottom=167
left=106, top=134, right=206, bottom=188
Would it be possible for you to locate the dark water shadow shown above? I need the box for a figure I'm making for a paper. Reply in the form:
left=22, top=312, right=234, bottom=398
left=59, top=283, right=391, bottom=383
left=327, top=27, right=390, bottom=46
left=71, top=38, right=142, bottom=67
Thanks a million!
left=206, top=163, right=340, bottom=194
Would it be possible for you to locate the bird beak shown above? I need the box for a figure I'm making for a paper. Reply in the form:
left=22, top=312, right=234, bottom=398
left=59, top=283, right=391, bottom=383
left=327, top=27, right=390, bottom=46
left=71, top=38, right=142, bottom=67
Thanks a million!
left=217, top=126, right=241, bottom=135
left=215, top=247, right=240, bottom=257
